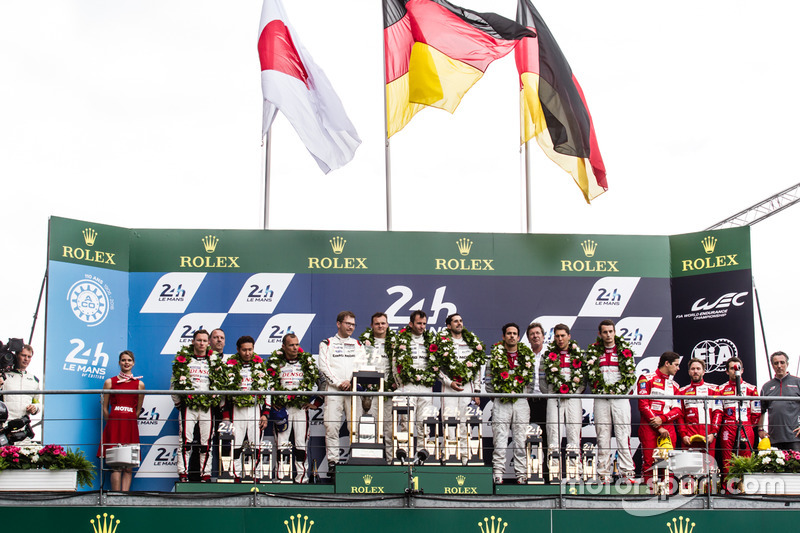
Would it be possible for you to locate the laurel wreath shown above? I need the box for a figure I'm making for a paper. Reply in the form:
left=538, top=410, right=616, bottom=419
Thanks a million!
left=488, top=341, right=534, bottom=402
left=221, top=353, right=270, bottom=408
left=264, top=347, right=319, bottom=409
left=358, top=327, right=396, bottom=389
left=171, top=345, right=224, bottom=411
left=439, top=329, right=486, bottom=385
left=543, top=341, right=585, bottom=394
left=584, top=335, right=636, bottom=395
left=388, top=328, right=441, bottom=387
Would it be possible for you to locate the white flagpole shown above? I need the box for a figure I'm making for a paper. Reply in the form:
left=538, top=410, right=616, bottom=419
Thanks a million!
left=524, top=140, right=532, bottom=233
left=381, top=2, right=393, bottom=231
left=262, top=129, right=272, bottom=230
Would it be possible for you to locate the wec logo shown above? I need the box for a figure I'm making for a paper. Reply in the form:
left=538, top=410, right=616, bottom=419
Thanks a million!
left=691, top=292, right=748, bottom=312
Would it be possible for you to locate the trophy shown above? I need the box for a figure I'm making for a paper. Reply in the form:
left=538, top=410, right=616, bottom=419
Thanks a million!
left=240, top=440, right=257, bottom=482
left=217, top=420, right=235, bottom=482
left=417, top=414, right=439, bottom=465
left=441, top=414, right=460, bottom=464
left=564, top=445, right=581, bottom=482
left=275, top=442, right=294, bottom=483
left=392, top=397, right=414, bottom=465
left=349, top=367, right=386, bottom=464
left=581, top=443, right=597, bottom=482
left=525, top=425, right=544, bottom=484
left=546, top=446, right=561, bottom=483
left=254, top=438, right=273, bottom=482
left=465, top=403, right=483, bottom=465
left=653, top=435, right=673, bottom=495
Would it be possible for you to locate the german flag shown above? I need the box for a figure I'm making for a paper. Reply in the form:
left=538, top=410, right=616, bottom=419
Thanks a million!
left=384, top=0, right=425, bottom=137
left=384, top=0, right=533, bottom=137
left=515, top=0, right=607, bottom=203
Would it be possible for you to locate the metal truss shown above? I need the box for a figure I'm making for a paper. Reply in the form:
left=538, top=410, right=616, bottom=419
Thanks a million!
left=706, top=182, right=800, bottom=230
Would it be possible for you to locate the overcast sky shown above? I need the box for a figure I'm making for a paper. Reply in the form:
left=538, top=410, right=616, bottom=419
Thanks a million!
left=2, top=0, right=799, bottom=382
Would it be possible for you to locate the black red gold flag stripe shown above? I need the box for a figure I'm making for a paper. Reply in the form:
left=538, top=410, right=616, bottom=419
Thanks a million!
left=384, top=0, right=424, bottom=137
left=515, top=0, right=607, bottom=203
left=384, top=0, right=533, bottom=137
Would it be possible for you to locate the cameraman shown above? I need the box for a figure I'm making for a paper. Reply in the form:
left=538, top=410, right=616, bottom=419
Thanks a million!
left=0, top=344, right=41, bottom=439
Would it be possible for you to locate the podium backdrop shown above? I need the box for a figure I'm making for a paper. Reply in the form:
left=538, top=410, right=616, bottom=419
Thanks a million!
left=44, top=217, right=754, bottom=490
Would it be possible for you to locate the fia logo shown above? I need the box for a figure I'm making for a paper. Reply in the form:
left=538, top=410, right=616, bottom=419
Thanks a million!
left=691, top=338, right=737, bottom=373
left=247, top=284, right=275, bottom=302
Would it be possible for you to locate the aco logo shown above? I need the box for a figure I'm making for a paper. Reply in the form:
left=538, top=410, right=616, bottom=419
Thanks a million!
left=561, top=240, right=619, bottom=272
left=179, top=235, right=240, bottom=269
left=67, top=276, right=111, bottom=327
left=434, top=238, right=494, bottom=271
left=680, top=236, right=738, bottom=272
left=307, top=236, right=367, bottom=270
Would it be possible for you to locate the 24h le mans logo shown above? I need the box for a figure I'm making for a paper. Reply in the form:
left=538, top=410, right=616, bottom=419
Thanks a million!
left=67, top=279, right=110, bottom=327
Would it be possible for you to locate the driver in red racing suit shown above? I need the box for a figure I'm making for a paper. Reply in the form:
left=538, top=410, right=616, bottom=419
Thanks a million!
left=637, top=352, right=681, bottom=483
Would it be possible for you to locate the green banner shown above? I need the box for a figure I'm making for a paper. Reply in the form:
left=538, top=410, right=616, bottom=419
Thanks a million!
left=9, top=506, right=797, bottom=533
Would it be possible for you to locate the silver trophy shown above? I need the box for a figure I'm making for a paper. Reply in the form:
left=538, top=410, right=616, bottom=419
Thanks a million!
left=564, top=444, right=581, bottom=482
left=465, top=403, right=483, bottom=465
left=392, top=397, right=414, bottom=465
left=525, top=425, right=544, bottom=484
left=547, top=446, right=561, bottom=483
left=217, top=420, right=235, bottom=482
left=349, top=370, right=386, bottom=464
left=581, top=443, right=597, bottom=482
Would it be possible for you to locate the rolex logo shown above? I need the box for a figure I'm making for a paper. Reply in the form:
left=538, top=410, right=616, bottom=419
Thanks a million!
left=82, top=228, right=97, bottom=247
left=202, top=235, right=219, bottom=254
left=90, top=513, right=120, bottom=533
left=329, top=236, right=346, bottom=255
left=701, top=236, right=717, bottom=254
left=456, top=475, right=466, bottom=486
left=580, top=239, right=597, bottom=257
left=478, top=516, right=507, bottom=533
left=666, top=516, right=695, bottom=533
left=363, top=474, right=373, bottom=485
left=456, top=238, right=473, bottom=256
left=284, top=514, right=314, bottom=533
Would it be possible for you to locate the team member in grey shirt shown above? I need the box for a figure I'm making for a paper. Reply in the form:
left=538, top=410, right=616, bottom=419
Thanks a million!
left=759, top=351, right=800, bottom=451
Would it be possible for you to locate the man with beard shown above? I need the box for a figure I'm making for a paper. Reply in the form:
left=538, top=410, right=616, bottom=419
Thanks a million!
left=439, top=313, right=485, bottom=461
left=677, top=358, right=720, bottom=451
left=486, top=323, right=533, bottom=484
left=391, top=310, right=437, bottom=456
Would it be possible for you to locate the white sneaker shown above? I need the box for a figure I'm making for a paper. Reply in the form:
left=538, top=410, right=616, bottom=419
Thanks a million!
left=493, top=474, right=503, bottom=484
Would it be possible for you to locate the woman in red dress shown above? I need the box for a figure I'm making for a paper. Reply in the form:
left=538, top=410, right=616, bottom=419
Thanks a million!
left=98, top=350, right=145, bottom=491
